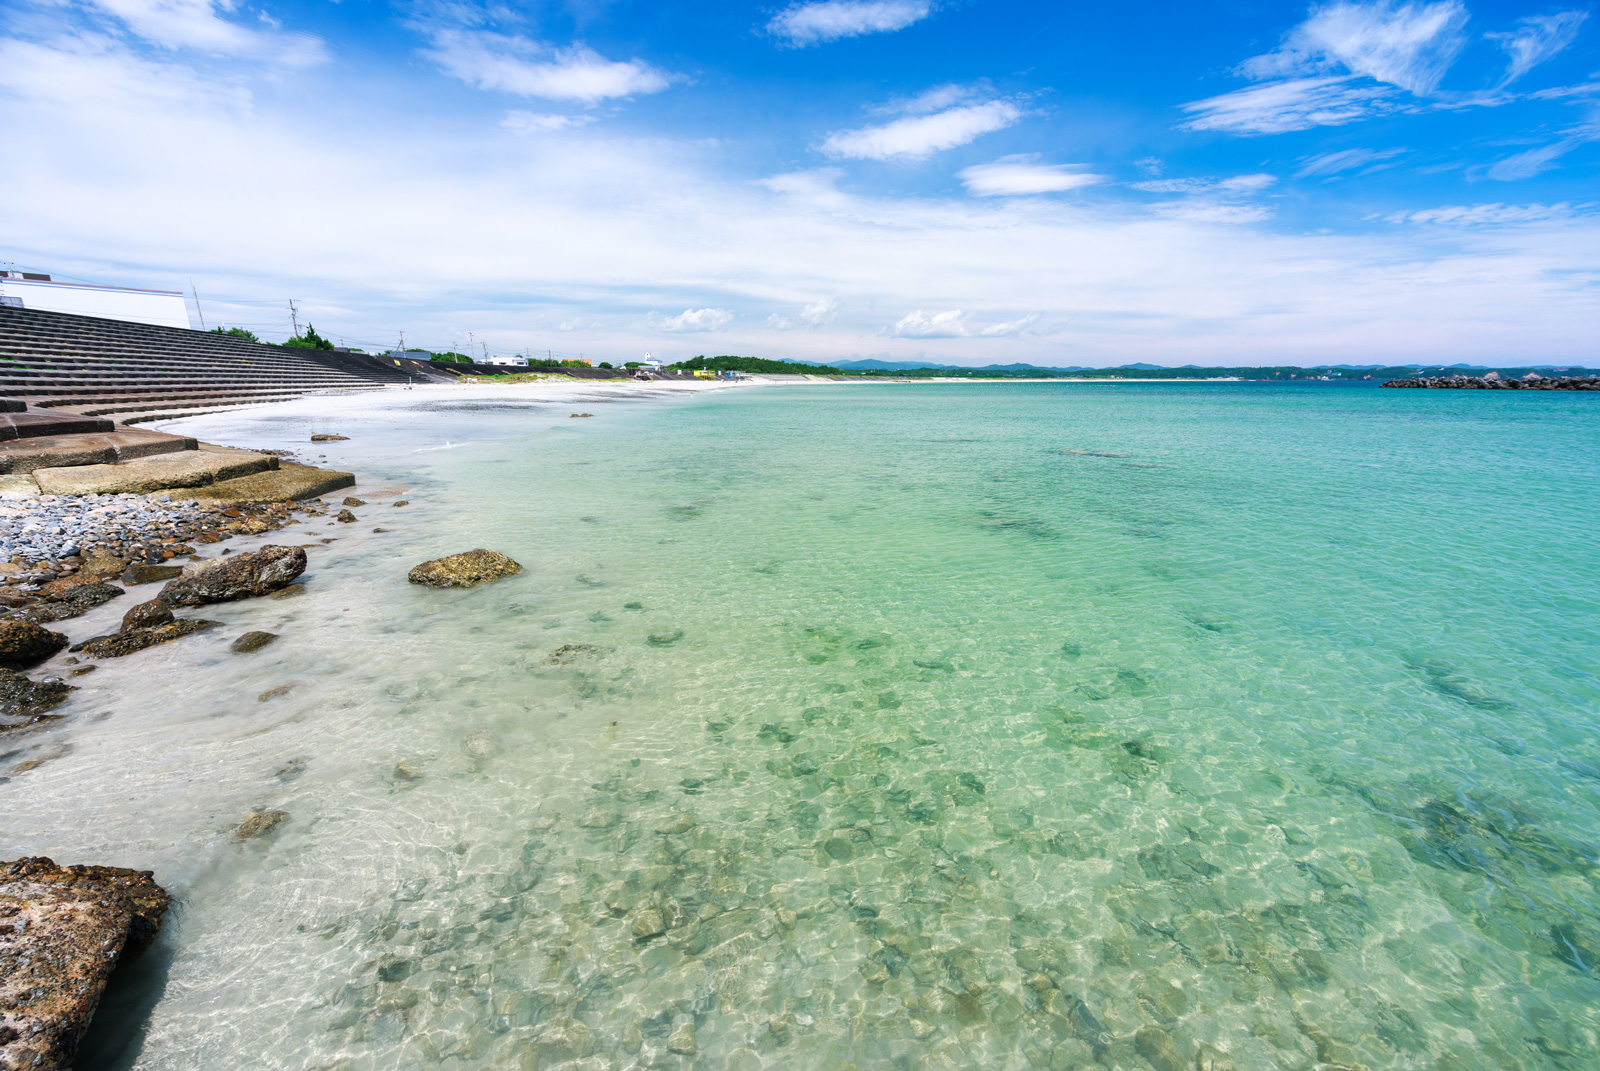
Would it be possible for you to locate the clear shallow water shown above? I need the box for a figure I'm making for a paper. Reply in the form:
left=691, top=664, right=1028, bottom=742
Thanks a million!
left=5, top=382, right=1600, bottom=1071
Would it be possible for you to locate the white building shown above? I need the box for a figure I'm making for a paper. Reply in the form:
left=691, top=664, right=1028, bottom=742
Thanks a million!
left=485, top=354, right=527, bottom=366
left=0, top=272, right=192, bottom=330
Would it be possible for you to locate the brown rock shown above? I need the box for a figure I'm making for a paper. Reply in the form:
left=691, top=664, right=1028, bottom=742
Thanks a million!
left=156, top=545, right=306, bottom=606
left=0, top=620, right=68, bottom=667
left=122, top=564, right=185, bottom=586
left=342, top=497, right=366, bottom=507
left=310, top=434, right=349, bottom=442
left=229, top=631, right=279, bottom=653
left=10, top=584, right=124, bottom=625
left=0, top=857, right=171, bottom=1071
left=70, top=619, right=220, bottom=658
left=122, top=599, right=175, bottom=631
left=335, top=510, right=356, bottom=523
left=392, top=500, right=408, bottom=507
left=407, top=550, right=522, bottom=589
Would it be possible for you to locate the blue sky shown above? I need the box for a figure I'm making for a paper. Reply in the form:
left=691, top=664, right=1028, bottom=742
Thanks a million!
left=2, top=0, right=1596, bottom=366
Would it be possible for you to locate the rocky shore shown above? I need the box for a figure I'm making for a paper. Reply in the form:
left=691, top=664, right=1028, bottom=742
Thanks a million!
left=1383, top=375, right=1600, bottom=390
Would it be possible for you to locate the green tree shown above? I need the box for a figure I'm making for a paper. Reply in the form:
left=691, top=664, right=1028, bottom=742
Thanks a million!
left=211, top=326, right=259, bottom=342
left=283, top=324, right=334, bottom=350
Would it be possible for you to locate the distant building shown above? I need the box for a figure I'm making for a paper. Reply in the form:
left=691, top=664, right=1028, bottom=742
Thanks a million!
left=0, top=271, right=191, bottom=330
left=484, top=354, right=527, bottom=366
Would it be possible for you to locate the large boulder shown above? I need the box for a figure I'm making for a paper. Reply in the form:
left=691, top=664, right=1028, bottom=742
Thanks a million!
left=156, top=545, right=306, bottom=607
left=0, top=620, right=68, bottom=667
left=408, top=550, right=523, bottom=589
left=0, top=857, right=172, bottom=1071
left=121, top=599, right=175, bottom=631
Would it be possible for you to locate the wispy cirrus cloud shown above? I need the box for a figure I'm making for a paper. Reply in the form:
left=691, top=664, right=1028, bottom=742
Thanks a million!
left=1241, top=0, right=1469, bottom=93
left=1184, top=2, right=1470, bottom=135
left=82, top=0, right=325, bottom=63
left=424, top=30, right=669, bottom=104
left=502, top=110, right=596, bottom=133
left=959, top=156, right=1104, bottom=196
left=768, top=0, right=931, bottom=47
left=1488, top=11, right=1588, bottom=86
left=1295, top=146, right=1406, bottom=176
left=1388, top=202, right=1590, bottom=224
left=1182, top=76, right=1397, bottom=134
left=822, top=88, right=1022, bottom=160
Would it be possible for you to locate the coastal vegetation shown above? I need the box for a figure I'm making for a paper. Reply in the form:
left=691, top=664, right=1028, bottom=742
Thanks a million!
left=209, top=326, right=258, bottom=342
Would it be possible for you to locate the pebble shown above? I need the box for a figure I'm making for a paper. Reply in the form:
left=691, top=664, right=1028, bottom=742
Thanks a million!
left=0, top=492, right=333, bottom=587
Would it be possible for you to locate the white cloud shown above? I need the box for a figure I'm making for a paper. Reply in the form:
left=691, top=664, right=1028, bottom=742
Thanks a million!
left=959, top=156, right=1105, bottom=196
left=87, top=0, right=325, bottom=63
left=502, top=111, right=596, bottom=133
left=425, top=30, right=669, bottom=104
left=1488, top=12, right=1588, bottom=86
left=822, top=100, right=1020, bottom=160
left=891, top=309, right=967, bottom=338
left=768, top=0, right=931, bottom=46
left=980, top=314, right=1037, bottom=337
left=1241, top=0, right=1469, bottom=94
left=654, top=308, right=733, bottom=332
left=1296, top=147, right=1406, bottom=176
left=766, top=313, right=793, bottom=329
left=1390, top=202, right=1585, bottom=224
left=1148, top=201, right=1276, bottom=224
left=801, top=297, right=839, bottom=324
left=1181, top=77, right=1396, bottom=134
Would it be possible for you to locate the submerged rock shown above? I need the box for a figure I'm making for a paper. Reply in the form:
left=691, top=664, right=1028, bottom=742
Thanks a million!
left=0, top=621, right=69, bottom=667
left=335, top=509, right=356, bottom=523
left=462, top=726, right=500, bottom=760
left=234, top=810, right=288, bottom=840
left=647, top=629, right=684, bottom=646
left=71, top=619, right=220, bottom=659
left=0, top=669, right=74, bottom=721
left=0, top=856, right=172, bottom=1071
left=229, top=631, right=279, bottom=654
left=1135, top=1026, right=1186, bottom=1071
left=407, top=550, right=522, bottom=589
left=342, top=497, right=366, bottom=506
left=157, top=545, right=306, bottom=606
left=310, top=434, right=348, bottom=442
left=121, top=599, right=175, bottom=631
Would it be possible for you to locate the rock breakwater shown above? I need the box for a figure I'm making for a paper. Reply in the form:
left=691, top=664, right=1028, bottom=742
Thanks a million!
left=1384, top=375, right=1600, bottom=390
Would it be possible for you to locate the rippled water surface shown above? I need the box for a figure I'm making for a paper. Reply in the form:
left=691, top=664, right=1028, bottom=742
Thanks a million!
left=6, top=381, right=1600, bottom=1071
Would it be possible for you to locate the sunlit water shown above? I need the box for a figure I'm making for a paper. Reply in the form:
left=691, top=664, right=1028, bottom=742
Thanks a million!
left=5, top=381, right=1599, bottom=1071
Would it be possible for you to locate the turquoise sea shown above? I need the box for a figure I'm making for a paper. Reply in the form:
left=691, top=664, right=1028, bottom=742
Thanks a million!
left=7, top=381, right=1600, bottom=1071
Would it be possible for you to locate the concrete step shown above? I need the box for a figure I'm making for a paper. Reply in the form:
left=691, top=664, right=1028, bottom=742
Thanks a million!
left=0, top=411, right=116, bottom=441
left=0, top=428, right=197, bottom=473
left=32, top=445, right=278, bottom=495
left=167, top=462, right=356, bottom=504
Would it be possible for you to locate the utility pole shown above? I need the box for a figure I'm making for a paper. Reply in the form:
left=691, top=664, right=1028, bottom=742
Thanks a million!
left=398, top=331, right=405, bottom=358
left=189, top=278, right=206, bottom=331
left=468, top=331, right=475, bottom=362
left=288, top=299, right=300, bottom=337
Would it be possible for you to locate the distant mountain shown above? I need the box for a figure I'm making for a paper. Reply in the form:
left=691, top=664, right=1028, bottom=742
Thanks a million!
left=829, top=359, right=959, bottom=370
